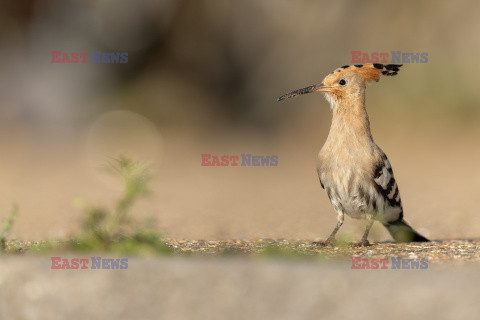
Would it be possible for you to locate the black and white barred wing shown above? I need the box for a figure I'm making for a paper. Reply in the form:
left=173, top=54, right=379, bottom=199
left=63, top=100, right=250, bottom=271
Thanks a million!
left=372, top=155, right=403, bottom=222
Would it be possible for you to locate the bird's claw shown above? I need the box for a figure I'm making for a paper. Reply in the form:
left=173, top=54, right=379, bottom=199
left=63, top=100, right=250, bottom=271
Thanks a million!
left=353, top=240, right=371, bottom=247
left=313, top=239, right=336, bottom=247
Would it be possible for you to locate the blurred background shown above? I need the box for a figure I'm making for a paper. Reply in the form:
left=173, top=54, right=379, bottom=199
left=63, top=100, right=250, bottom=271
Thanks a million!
left=0, top=0, right=479, bottom=241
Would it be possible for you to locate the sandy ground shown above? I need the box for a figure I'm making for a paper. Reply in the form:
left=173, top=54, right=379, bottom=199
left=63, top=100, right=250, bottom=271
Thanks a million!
left=1, top=123, right=479, bottom=242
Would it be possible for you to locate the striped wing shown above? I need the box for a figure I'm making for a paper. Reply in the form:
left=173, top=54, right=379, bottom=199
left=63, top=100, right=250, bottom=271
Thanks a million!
left=372, top=155, right=403, bottom=221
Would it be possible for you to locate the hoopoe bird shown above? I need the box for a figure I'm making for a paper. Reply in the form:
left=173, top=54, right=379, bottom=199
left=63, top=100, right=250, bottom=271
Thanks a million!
left=278, top=63, right=429, bottom=245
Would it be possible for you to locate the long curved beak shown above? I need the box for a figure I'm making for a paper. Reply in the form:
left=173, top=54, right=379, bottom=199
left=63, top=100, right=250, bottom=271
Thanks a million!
left=277, top=83, right=333, bottom=101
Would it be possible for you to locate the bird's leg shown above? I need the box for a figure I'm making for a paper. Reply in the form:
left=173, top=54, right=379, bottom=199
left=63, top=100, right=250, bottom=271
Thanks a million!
left=355, top=216, right=374, bottom=247
left=315, top=211, right=344, bottom=246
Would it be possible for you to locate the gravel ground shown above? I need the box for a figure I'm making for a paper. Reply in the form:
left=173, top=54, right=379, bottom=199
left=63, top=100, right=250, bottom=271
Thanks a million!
left=5, top=238, right=480, bottom=262
left=165, top=239, right=480, bottom=263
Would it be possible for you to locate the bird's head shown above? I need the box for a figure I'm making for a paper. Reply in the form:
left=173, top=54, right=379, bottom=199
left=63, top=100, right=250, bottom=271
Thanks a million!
left=277, top=63, right=402, bottom=109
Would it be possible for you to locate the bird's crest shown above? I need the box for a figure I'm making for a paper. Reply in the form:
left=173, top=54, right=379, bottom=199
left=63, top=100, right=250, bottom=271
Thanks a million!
left=332, top=63, right=403, bottom=82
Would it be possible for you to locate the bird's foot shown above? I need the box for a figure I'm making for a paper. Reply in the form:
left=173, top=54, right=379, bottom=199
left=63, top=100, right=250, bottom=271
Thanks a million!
left=313, top=238, right=336, bottom=247
left=352, top=240, right=371, bottom=247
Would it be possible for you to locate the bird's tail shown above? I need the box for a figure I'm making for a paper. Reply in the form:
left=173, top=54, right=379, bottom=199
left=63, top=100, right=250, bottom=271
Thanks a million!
left=382, top=219, right=429, bottom=242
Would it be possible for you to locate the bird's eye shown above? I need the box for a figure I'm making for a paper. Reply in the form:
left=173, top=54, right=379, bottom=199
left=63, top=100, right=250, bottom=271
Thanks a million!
left=339, top=79, right=346, bottom=85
